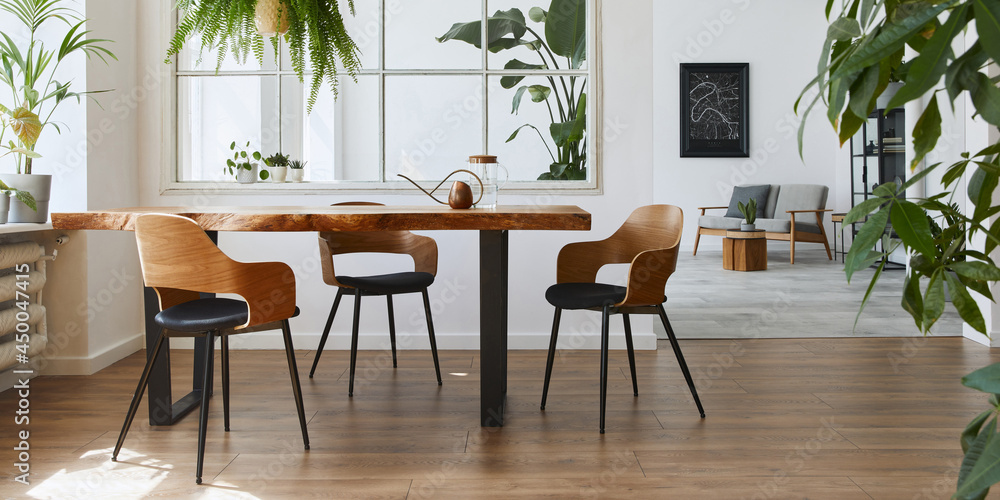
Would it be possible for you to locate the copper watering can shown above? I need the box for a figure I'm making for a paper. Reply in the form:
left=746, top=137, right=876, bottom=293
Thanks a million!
left=398, top=169, right=485, bottom=209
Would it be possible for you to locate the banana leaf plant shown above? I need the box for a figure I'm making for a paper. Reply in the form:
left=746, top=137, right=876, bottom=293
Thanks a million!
left=437, top=0, right=587, bottom=180
left=0, top=0, right=117, bottom=174
left=798, top=0, right=1000, bottom=497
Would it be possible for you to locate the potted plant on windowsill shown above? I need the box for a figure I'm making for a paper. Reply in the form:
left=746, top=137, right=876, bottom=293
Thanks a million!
left=166, top=0, right=362, bottom=112
left=738, top=198, right=757, bottom=232
left=0, top=0, right=116, bottom=223
left=226, top=141, right=265, bottom=184
left=264, top=152, right=289, bottom=183
left=287, top=159, right=306, bottom=182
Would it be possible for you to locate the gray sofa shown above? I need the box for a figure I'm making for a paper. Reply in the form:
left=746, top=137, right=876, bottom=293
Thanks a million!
left=693, top=184, right=832, bottom=264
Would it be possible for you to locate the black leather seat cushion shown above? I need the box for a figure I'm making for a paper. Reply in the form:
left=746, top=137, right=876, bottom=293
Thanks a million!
left=155, top=299, right=301, bottom=333
left=155, top=298, right=249, bottom=333
left=545, top=283, right=627, bottom=310
left=337, top=272, right=434, bottom=294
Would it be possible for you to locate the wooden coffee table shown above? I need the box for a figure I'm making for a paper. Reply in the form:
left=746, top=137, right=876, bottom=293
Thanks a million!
left=723, top=229, right=767, bottom=271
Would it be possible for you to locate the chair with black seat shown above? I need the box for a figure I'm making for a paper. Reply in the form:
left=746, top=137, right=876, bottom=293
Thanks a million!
left=112, top=214, right=309, bottom=484
left=309, top=202, right=442, bottom=396
left=541, top=204, right=705, bottom=433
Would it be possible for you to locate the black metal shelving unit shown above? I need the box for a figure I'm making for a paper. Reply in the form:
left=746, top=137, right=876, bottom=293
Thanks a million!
left=849, top=107, right=906, bottom=268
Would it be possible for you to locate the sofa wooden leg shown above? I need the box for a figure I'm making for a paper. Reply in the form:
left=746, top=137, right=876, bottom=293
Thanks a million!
left=693, top=230, right=702, bottom=256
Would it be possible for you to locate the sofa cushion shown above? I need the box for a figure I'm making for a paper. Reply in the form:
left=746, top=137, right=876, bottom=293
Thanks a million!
left=754, top=218, right=824, bottom=235
left=725, top=185, right=770, bottom=219
left=773, top=184, right=829, bottom=220
left=763, top=185, right=780, bottom=219
left=698, top=216, right=743, bottom=231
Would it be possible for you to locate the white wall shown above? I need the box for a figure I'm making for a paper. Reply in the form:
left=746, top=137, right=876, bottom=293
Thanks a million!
left=651, top=0, right=841, bottom=250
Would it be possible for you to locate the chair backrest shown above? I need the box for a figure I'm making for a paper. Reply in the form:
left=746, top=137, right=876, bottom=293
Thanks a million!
left=557, top=205, right=683, bottom=307
left=135, top=213, right=296, bottom=328
left=773, top=184, right=829, bottom=221
left=319, top=202, right=438, bottom=288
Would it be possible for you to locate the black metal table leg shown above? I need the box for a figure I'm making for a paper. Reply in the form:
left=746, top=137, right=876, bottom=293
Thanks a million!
left=145, top=231, right=217, bottom=426
left=480, top=230, right=508, bottom=427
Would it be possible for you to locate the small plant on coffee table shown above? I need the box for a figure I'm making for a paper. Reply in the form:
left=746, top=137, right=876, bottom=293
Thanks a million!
left=738, top=198, right=757, bottom=231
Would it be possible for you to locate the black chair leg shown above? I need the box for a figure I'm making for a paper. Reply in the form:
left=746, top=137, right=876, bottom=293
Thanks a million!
left=195, top=330, right=216, bottom=484
left=113, top=331, right=168, bottom=461
left=540, top=307, right=562, bottom=410
left=657, top=304, right=705, bottom=418
left=599, top=305, right=611, bottom=434
left=348, top=289, right=362, bottom=397
left=310, top=288, right=344, bottom=378
left=281, top=319, right=310, bottom=449
left=221, top=334, right=230, bottom=431
left=422, top=289, right=442, bottom=386
left=386, top=294, right=398, bottom=368
left=623, top=314, right=638, bottom=397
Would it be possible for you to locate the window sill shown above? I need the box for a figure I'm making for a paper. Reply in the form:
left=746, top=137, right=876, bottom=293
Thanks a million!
left=160, top=180, right=603, bottom=196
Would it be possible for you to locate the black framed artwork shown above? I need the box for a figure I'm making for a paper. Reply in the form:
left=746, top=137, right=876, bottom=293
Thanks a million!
left=679, top=63, right=749, bottom=157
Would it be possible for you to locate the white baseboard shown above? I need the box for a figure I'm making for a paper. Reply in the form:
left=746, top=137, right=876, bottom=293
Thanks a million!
left=38, top=333, right=144, bottom=376
left=169, top=331, right=659, bottom=351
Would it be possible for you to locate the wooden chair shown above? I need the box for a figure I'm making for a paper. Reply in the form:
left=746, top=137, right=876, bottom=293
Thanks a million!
left=310, top=202, right=442, bottom=396
left=112, top=214, right=309, bottom=484
left=541, top=205, right=705, bottom=433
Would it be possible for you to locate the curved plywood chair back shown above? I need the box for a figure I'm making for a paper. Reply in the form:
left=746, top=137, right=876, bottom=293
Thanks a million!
left=319, top=202, right=438, bottom=288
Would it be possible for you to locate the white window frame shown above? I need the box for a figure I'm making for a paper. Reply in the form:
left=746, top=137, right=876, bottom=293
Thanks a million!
left=159, top=0, right=602, bottom=195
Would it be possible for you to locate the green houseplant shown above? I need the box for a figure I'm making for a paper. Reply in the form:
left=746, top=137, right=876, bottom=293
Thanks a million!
left=798, top=0, right=1000, bottom=497
left=226, top=141, right=265, bottom=183
left=0, top=0, right=116, bottom=222
left=737, top=197, right=757, bottom=232
left=287, top=159, right=306, bottom=182
left=437, top=0, right=587, bottom=180
left=264, top=152, right=289, bottom=182
left=166, top=0, right=362, bottom=112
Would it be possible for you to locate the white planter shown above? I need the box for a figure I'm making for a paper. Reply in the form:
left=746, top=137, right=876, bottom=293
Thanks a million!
left=287, top=169, right=305, bottom=182
left=0, top=196, right=9, bottom=224
left=268, top=166, right=288, bottom=183
left=741, top=223, right=756, bottom=232
left=0, top=173, right=51, bottom=223
left=236, top=163, right=258, bottom=184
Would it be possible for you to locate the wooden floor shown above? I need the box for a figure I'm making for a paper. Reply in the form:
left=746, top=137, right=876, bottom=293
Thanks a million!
left=2, top=338, right=999, bottom=499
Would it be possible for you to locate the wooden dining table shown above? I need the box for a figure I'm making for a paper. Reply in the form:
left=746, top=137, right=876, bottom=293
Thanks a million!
left=52, top=205, right=592, bottom=427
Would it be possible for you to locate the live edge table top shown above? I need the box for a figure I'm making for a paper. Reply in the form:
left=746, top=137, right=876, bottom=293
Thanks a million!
left=51, top=205, right=592, bottom=233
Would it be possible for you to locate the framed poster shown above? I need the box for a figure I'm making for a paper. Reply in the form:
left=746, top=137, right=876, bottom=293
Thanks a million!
left=680, top=63, right=749, bottom=157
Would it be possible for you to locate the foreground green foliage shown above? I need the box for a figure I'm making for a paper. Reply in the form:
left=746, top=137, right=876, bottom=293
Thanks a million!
left=437, top=0, right=587, bottom=180
left=799, top=1, right=1000, bottom=497
left=167, top=0, right=362, bottom=112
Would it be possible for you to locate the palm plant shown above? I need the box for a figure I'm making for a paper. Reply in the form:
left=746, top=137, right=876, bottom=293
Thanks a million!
left=437, top=0, right=587, bottom=180
left=0, top=0, right=116, bottom=174
left=166, top=0, right=362, bottom=112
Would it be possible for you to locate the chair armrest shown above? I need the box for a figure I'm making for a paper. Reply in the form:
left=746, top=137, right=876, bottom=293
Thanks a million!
left=618, top=247, right=678, bottom=308
left=556, top=240, right=607, bottom=284
left=785, top=209, right=832, bottom=214
left=697, top=206, right=729, bottom=216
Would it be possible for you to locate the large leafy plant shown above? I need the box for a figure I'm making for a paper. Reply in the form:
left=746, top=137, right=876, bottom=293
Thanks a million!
left=437, top=0, right=587, bottom=180
left=167, top=0, right=362, bottom=112
left=798, top=0, right=1000, bottom=497
left=0, top=0, right=116, bottom=174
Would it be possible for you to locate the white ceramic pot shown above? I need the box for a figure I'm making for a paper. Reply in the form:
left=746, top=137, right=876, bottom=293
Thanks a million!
left=269, top=166, right=288, bottom=183
left=287, top=169, right=305, bottom=182
left=236, top=163, right=258, bottom=184
left=0, top=173, right=51, bottom=223
left=0, top=196, right=10, bottom=224
left=741, top=223, right=756, bottom=232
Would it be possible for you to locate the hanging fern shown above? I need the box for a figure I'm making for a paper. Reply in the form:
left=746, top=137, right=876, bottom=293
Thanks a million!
left=165, top=0, right=361, bottom=112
